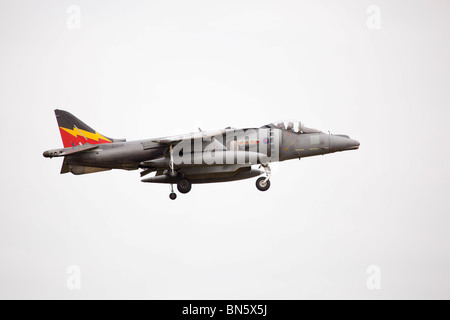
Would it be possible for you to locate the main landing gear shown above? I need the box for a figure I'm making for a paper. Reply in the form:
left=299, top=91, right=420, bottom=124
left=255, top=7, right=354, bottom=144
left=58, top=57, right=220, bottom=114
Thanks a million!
left=177, top=178, right=192, bottom=194
left=256, top=163, right=271, bottom=192
left=169, top=179, right=192, bottom=200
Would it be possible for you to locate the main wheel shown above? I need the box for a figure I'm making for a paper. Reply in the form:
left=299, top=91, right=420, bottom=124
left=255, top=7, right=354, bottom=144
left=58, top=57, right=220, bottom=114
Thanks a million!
left=177, top=179, right=192, bottom=194
left=256, top=177, right=271, bottom=191
left=169, top=192, right=177, bottom=200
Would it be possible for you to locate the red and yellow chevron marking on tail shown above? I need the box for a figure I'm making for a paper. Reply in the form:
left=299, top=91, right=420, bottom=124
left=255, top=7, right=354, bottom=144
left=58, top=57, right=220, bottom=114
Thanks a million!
left=54, top=110, right=117, bottom=148
left=59, top=126, right=112, bottom=148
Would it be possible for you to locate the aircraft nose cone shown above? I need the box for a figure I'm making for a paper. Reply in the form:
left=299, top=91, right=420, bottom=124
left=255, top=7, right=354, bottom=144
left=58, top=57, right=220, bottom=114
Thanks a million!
left=330, top=135, right=360, bottom=152
left=350, top=139, right=360, bottom=149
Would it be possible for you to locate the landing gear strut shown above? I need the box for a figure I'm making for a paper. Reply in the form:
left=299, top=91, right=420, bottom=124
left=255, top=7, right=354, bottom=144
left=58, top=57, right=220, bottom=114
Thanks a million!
left=169, top=144, right=177, bottom=177
left=256, top=163, right=271, bottom=191
left=262, top=162, right=271, bottom=183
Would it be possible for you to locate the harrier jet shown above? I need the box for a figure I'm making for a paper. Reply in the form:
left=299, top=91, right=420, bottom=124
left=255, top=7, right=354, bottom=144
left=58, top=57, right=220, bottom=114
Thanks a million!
left=43, top=110, right=360, bottom=200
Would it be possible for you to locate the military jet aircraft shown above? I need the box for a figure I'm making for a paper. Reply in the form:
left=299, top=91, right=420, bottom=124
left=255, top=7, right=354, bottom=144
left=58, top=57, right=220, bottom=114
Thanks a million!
left=43, top=110, right=360, bottom=200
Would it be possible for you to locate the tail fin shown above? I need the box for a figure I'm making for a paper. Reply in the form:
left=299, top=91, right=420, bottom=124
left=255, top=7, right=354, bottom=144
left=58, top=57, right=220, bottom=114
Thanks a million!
left=55, top=109, right=117, bottom=148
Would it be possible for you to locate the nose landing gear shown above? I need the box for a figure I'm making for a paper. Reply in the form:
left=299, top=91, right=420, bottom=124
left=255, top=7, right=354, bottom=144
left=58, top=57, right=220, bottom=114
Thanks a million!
left=256, top=177, right=271, bottom=191
left=256, top=163, right=271, bottom=191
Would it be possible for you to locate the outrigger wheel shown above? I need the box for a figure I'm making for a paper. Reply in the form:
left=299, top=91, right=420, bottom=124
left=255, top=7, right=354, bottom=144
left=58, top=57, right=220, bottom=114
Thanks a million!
left=177, top=178, right=192, bottom=194
left=256, top=177, right=271, bottom=191
left=169, top=183, right=177, bottom=200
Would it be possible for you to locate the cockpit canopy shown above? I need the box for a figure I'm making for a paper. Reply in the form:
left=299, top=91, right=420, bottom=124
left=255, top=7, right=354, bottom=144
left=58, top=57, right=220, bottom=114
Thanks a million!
left=262, top=120, right=321, bottom=134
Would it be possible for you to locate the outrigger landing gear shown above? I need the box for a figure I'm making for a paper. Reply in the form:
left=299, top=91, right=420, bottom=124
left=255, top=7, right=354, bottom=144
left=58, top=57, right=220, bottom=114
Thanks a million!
left=169, top=145, right=179, bottom=200
left=256, top=163, right=271, bottom=191
left=169, top=184, right=177, bottom=200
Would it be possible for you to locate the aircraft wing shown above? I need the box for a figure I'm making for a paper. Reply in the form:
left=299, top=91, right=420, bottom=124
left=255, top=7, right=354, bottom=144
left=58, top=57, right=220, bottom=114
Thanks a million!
left=152, top=129, right=226, bottom=145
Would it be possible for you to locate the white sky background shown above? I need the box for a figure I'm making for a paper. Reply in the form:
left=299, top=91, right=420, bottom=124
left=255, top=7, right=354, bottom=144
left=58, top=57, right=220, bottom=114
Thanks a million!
left=0, top=0, right=448, bottom=299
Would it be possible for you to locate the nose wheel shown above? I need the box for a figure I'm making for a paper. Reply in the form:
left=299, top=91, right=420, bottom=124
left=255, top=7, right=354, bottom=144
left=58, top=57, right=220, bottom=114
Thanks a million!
left=256, top=177, right=271, bottom=191
left=256, top=163, right=271, bottom=191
